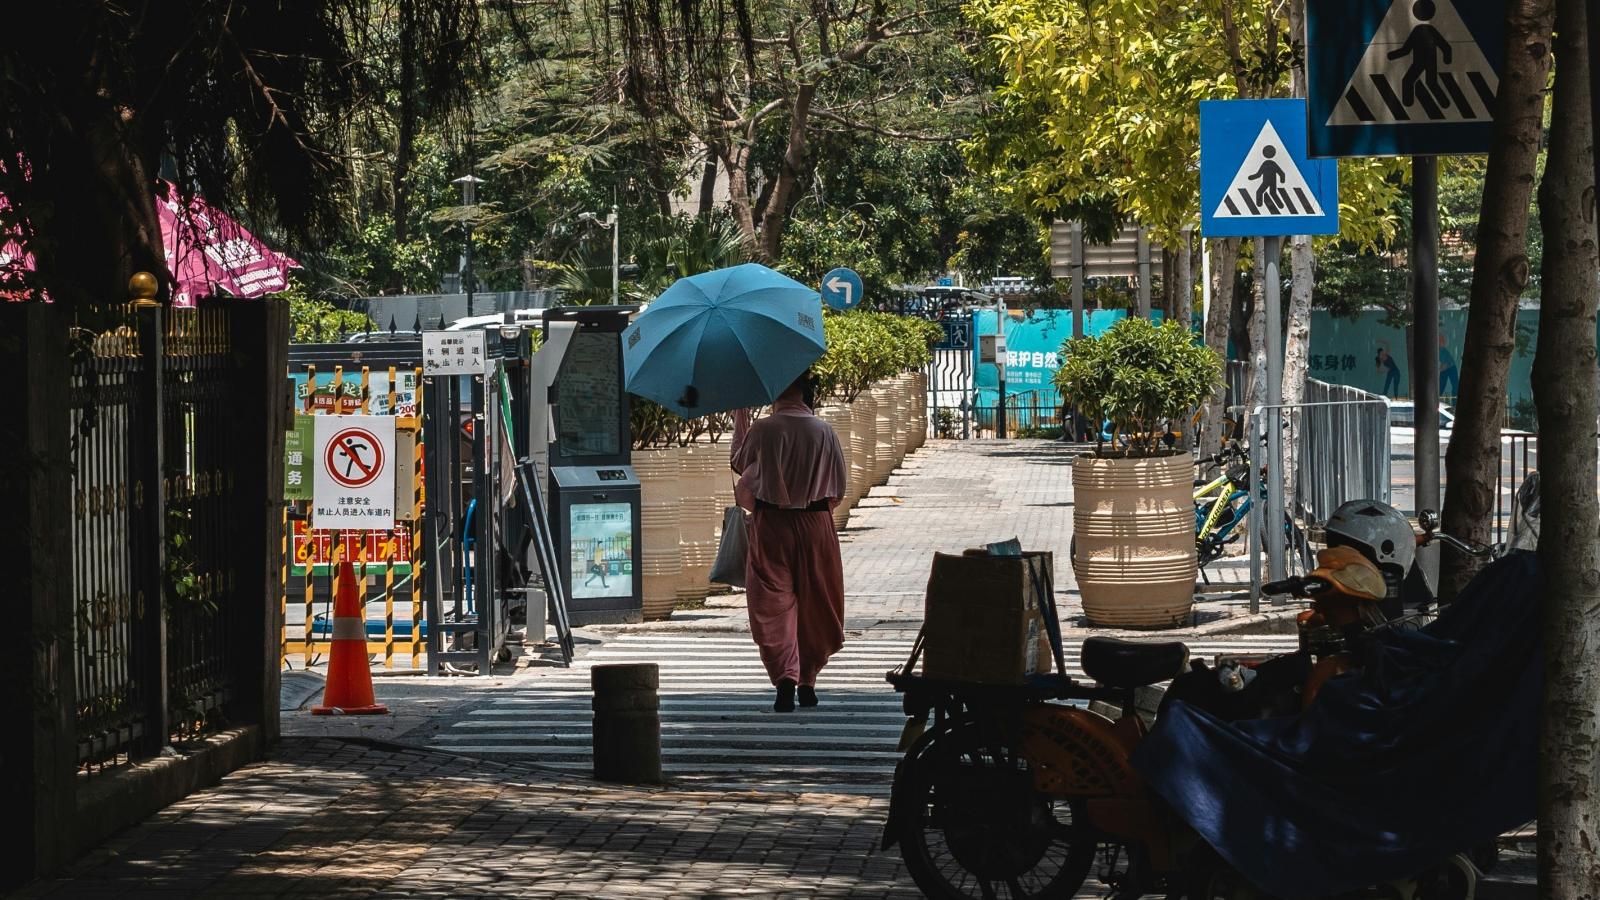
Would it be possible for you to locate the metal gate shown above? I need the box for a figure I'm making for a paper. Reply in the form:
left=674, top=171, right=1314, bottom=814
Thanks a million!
left=927, top=312, right=974, bottom=439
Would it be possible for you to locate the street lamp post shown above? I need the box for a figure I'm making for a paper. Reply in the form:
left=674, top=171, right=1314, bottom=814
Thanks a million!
left=453, top=174, right=482, bottom=316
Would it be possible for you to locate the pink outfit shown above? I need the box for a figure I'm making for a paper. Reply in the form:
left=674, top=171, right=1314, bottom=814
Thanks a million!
left=730, top=400, right=847, bottom=686
left=730, top=400, right=847, bottom=510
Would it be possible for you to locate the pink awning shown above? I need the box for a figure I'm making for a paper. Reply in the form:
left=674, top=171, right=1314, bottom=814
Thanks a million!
left=1, top=179, right=298, bottom=306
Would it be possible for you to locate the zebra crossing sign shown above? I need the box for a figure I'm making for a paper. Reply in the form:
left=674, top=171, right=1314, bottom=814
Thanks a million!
left=1307, top=0, right=1507, bottom=157
left=1200, top=99, right=1340, bottom=239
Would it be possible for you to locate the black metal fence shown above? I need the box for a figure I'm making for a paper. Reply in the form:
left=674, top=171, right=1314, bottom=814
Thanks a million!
left=9, top=296, right=286, bottom=884
left=69, top=305, right=262, bottom=769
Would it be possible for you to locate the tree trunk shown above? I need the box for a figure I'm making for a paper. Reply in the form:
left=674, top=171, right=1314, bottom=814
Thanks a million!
left=719, top=143, right=761, bottom=258
left=1178, top=233, right=1194, bottom=329
left=698, top=147, right=719, bottom=217
left=391, top=0, right=417, bottom=294
left=1440, top=0, right=1555, bottom=598
left=1534, top=3, right=1600, bottom=894
left=1281, top=234, right=1314, bottom=516
left=1160, top=248, right=1176, bottom=322
left=1201, top=237, right=1240, bottom=457
left=757, top=84, right=817, bottom=261
left=1280, top=0, right=1315, bottom=517
left=1246, top=245, right=1269, bottom=436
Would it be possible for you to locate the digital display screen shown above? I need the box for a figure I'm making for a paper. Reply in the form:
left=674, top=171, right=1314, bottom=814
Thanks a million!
left=555, top=331, right=622, bottom=461
left=569, top=502, right=634, bottom=600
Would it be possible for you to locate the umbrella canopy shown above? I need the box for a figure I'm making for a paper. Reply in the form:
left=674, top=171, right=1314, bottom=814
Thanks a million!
left=1, top=179, right=297, bottom=305
left=622, top=263, right=826, bottom=418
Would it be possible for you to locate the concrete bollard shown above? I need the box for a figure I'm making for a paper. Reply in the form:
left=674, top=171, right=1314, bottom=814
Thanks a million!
left=591, top=663, right=663, bottom=784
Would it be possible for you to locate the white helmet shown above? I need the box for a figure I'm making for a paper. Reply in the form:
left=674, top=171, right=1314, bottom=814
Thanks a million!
left=1324, top=500, right=1416, bottom=574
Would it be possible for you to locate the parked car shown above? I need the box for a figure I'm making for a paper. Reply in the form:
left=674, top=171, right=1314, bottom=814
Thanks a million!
left=1387, top=400, right=1454, bottom=450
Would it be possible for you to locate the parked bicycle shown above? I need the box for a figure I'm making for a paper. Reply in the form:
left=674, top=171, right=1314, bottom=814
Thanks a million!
left=1193, top=441, right=1311, bottom=582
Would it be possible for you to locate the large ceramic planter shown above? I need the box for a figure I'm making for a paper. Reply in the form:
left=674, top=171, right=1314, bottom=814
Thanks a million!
left=817, top=406, right=853, bottom=529
left=872, top=384, right=895, bottom=485
left=635, top=447, right=683, bottom=621
left=676, top=443, right=723, bottom=602
left=1072, top=452, right=1197, bottom=628
left=909, top=371, right=928, bottom=450
left=854, top=391, right=877, bottom=499
left=890, top=375, right=910, bottom=463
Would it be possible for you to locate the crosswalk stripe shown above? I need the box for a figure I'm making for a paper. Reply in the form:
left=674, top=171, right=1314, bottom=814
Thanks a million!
left=430, top=632, right=1303, bottom=794
left=1439, top=72, right=1476, bottom=118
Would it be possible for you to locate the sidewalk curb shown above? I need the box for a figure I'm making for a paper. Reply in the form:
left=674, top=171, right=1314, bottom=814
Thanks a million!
left=1192, top=609, right=1302, bottom=635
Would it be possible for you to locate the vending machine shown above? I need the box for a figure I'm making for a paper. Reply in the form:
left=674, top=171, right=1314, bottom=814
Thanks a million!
left=532, top=306, right=643, bottom=624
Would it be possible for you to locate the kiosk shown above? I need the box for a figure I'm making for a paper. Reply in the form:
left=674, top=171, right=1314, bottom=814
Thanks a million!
left=532, top=306, right=643, bottom=624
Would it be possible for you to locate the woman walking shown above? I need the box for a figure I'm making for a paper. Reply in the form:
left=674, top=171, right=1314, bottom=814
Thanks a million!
left=730, top=372, right=847, bottom=712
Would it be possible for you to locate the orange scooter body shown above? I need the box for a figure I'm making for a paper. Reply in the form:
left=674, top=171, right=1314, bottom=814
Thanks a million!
left=1020, top=704, right=1180, bottom=870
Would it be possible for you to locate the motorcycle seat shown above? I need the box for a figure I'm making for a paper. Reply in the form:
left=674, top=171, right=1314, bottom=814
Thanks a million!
left=1081, top=637, right=1190, bottom=689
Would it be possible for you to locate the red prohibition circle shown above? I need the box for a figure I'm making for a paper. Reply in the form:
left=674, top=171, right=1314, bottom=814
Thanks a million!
left=324, top=427, right=385, bottom=488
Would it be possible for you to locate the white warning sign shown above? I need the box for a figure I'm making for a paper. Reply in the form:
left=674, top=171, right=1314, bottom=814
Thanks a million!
left=1211, top=121, right=1327, bottom=219
left=313, top=415, right=397, bottom=530
left=1328, top=0, right=1498, bottom=126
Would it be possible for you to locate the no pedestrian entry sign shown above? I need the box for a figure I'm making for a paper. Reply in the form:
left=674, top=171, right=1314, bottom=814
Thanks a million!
left=313, top=415, right=396, bottom=530
left=1306, top=0, right=1507, bottom=157
left=1200, top=99, right=1340, bottom=239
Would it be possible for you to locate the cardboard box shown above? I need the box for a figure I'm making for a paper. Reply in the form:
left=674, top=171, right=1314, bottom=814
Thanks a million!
left=922, top=550, right=1056, bottom=684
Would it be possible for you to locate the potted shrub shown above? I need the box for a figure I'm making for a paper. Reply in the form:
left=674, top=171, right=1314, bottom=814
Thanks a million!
left=1056, top=318, right=1221, bottom=628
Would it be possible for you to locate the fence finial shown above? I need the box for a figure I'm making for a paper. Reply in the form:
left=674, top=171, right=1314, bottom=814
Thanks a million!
left=129, top=271, right=159, bottom=307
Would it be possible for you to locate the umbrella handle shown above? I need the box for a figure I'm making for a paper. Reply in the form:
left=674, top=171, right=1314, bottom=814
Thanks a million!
left=678, top=385, right=699, bottom=409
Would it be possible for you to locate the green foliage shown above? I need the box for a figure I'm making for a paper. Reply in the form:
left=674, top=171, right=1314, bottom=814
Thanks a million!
left=283, top=278, right=371, bottom=343
left=963, top=0, right=1403, bottom=250
left=1055, top=317, right=1219, bottom=456
left=811, top=312, right=939, bottom=403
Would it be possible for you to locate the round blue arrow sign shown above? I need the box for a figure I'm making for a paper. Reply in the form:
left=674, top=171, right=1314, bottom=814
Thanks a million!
left=820, top=267, right=863, bottom=310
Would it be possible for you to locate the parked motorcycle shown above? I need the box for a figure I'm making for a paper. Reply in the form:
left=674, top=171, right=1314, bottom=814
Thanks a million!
left=883, top=483, right=1539, bottom=898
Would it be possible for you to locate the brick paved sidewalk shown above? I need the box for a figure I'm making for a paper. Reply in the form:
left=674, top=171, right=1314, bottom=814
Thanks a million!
left=25, top=738, right=913, bottom=899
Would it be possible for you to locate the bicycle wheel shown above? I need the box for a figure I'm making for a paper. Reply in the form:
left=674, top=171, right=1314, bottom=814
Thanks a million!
left=895, top=718, right=1097, bottom=900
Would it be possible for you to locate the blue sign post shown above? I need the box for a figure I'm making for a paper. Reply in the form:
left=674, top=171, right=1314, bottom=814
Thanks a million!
left=1200, top=99, right=1341, bottom=239
left=1306, top=0, right=1507, bottom=157
left=1200, top=98, right=1340, bottom=595
left=820, top=267, right=863, bottom=310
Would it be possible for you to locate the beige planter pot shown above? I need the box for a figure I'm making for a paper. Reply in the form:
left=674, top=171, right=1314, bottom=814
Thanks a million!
left=853, top=392, right=877, bottom=499
left=635, top=447, right=683, bottom=621
left=641, top=548, right=685, bottom=621
left=1072, top=453, right=1197, bottom=628
left=676, top=445, right=722, bottom=545
left=909, top=371, right=928, bottom=450
left=872, top=385, right=895, bottom=485
left=816, top=405, right=852, bottom=528
left=890, top=375, right=911, bottom=463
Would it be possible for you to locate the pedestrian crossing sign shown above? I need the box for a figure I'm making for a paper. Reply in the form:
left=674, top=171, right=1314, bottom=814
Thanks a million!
left=1200, top=99, right=1340, bottom=239
left=1307, top=0, right=1507, bottom=157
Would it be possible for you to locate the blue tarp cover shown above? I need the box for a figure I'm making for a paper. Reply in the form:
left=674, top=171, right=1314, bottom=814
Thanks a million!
left=1132, top=552, right=1541, bottom=897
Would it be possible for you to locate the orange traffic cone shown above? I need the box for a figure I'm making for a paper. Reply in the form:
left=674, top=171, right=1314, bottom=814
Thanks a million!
left=312, top=560, right=389, bottom=715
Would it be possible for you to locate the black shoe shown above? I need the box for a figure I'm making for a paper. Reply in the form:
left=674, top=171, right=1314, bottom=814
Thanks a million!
left=774, top=679, right=796, bottom=712
left=798, top=685, right=818, bottom=707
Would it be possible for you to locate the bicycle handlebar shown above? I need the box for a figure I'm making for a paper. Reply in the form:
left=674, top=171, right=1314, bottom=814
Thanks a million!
left=1427, top=532, right=1493, bottom=559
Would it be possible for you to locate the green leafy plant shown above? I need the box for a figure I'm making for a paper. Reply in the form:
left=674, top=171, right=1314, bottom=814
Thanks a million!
left=812, top=311, right=940, bottom=403
left=1055, top=317, right=1219, bottom=458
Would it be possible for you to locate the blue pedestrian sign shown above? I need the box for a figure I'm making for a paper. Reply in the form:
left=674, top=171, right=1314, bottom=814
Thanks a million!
left=1307, top=0, right=1507, bottom=157
left=820, top=267, right=863, bottom=310
left=1200, top=99, right=1340, bottom=239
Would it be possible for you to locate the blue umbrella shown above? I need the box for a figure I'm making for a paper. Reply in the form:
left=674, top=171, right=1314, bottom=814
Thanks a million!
left=622, top=263, right=826, bottom=417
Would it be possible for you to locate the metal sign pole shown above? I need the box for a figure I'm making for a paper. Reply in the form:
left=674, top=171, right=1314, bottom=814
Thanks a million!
left=1264, top=235, right=1287, bottom=591
left=1249, top=411, right=1263, bottom=614
left=1412, top=156, right=1441, bottom=585
left=1071, top=221, right=1086, bottom=340
left=996, top=298, right=1008, bottom=439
